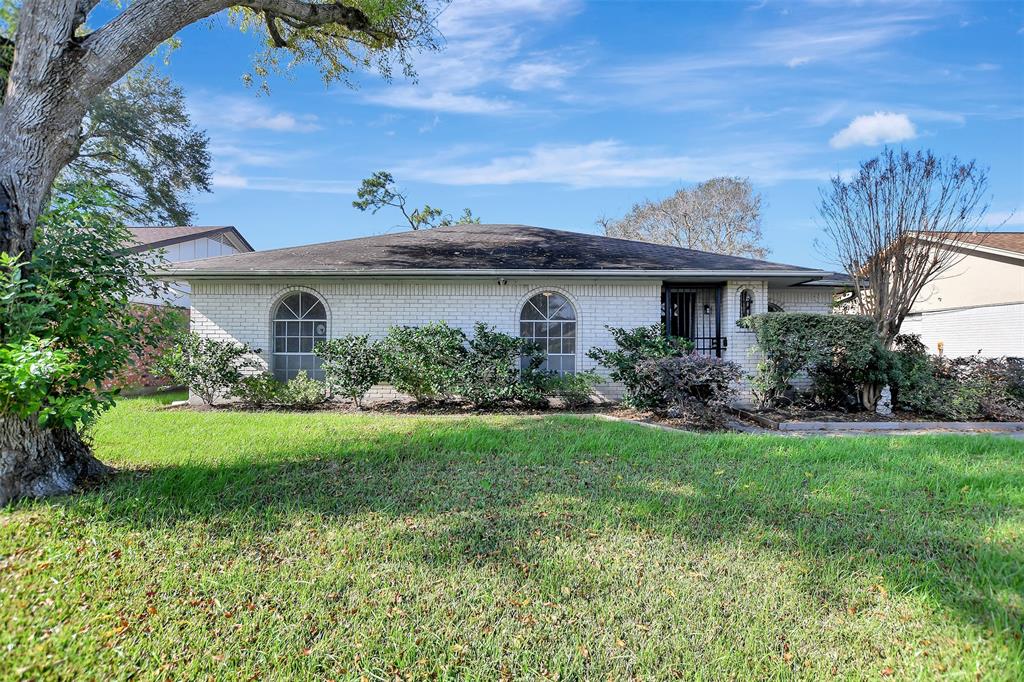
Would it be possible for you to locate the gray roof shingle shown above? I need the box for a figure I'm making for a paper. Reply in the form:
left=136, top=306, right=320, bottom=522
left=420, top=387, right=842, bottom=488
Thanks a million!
left=164, top=223, right=826, bottom=276
left=129, top=225, right=254, bottom=252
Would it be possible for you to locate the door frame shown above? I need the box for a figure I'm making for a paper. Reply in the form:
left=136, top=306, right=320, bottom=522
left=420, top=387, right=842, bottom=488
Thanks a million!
left=662, top=283, right=725, bottom=358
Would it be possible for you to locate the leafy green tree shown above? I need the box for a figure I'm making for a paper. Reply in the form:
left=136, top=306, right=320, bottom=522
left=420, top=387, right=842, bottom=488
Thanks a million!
left=0, top=184, right=180, bottom=504
left=353, top=170, right=481, bottom=230
left=0, top=0, right=442, bottom=502
left=59, top=66, right=211, bottom=225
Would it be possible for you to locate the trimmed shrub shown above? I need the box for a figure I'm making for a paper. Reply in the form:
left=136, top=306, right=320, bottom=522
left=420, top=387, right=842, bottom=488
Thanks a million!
left=159, top=332, right=262, bottom=405
left=276, top=371, right=330, bottom=409
left=587, top=325, right=693, bottom=408
left=380, top=322, right=467, bottom=403
left=230, top=372, right=283, bottom=408
left=739, top=313, right=888, bottom=409
left=890, top=335, right=1024, bottom=421
left=456, top=323, right=545, bottom=409
left=973, top=357, right=1024, bottom=420
left=316, top=335, right=384, bottom=407
left=807, top=343, right=893, bottom=410
left=632, top=353, right=741, bottom=426
left=542, top=370, right=602, bottom=409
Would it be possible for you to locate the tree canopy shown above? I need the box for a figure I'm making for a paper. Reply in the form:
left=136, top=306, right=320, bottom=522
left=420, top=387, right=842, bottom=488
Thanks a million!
left=353, top=170, right=480, bottom=230
left=818, top=148, right=992, bottom=346
left=58, top=66, right=211, bottom=225
left=599, top=177, right=769, bottom=259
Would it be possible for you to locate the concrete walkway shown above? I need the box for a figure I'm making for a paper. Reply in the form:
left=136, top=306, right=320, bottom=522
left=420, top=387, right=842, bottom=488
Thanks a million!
left=598, top=414, right=1024, bottom=439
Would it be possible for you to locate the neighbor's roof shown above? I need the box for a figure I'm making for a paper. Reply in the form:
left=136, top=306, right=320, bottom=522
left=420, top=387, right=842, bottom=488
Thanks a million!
left=128, top=225, right=254, bottom=253
left=160, top=224, right=831, bottom=279
left=953, top=231, right=1024, bottom=256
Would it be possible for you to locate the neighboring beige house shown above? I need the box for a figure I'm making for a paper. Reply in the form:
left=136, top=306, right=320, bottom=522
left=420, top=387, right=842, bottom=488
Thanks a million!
left=116, top=225, right=254, bottom=390
left=161, top=223, right=844, bottom=404
left=900, top=232, right=1024, bottom=357
left=128, top=225, right=254, bottom=307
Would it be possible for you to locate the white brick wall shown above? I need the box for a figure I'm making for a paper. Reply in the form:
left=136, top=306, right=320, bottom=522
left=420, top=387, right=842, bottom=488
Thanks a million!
left=191, top=277, right=661, bottom=402
left=769, top=287, right=836, bottom=314
left=189, top=276, right=835, bottom=405
left=899, top=302, right=1024, bottom=358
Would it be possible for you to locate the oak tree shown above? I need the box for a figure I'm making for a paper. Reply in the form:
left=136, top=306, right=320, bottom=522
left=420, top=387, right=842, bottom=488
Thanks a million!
left=0, top=0, right=440, bottom=502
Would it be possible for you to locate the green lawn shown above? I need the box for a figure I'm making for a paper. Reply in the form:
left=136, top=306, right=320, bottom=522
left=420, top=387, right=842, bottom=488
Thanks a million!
left=1, top=396, right=1022, bottom=680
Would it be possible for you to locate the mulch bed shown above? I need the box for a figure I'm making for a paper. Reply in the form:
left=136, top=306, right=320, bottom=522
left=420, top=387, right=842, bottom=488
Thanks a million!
left=166, top=399, right=614, bottom=418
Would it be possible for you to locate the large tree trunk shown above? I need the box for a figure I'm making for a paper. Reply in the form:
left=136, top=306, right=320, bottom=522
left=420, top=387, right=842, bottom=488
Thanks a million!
left=0, top=415, right=111, bottom=505
left=0, top=1, right=222, bottom=502
left=2, top=0, right=382, bottom=502
left=0, top=0, right=230, bottom=257
left=0, top=0, right=89, bottom=256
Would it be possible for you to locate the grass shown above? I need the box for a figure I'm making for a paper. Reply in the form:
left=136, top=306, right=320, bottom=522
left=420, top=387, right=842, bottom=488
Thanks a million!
left=1, top=395, right=1022, bottom=680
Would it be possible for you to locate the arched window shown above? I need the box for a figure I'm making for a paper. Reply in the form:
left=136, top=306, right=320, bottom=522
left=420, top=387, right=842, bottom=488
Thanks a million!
left=768, top=302, right=785, bottom=313
left=520, top=292, right=577, bottom=375
left=739, top=288, right=754, bottom=318
left=272, top=292, right=327, bottom=382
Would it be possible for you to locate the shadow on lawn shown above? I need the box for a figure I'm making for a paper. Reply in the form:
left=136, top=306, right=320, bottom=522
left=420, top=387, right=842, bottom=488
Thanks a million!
left=58, top=416, right=1024, bottom=646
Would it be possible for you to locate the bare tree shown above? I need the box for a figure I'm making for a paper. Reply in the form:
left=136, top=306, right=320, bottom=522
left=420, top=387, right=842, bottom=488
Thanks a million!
left=819, top=149, right=992, bottom=348
left=599, top=177, right=769, bottom=259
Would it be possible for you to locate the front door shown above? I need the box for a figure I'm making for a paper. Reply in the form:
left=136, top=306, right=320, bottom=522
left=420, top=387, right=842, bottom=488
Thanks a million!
left=663, top=285, right=725, bottom=357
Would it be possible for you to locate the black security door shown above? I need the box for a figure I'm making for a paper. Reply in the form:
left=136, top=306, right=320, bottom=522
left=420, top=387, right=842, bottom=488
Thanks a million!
left=662, top=285, right=725, bottom=357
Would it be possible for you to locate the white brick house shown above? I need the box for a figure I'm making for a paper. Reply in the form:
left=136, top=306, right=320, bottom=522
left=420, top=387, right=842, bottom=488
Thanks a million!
left=163, top=224, right=839, bottom=403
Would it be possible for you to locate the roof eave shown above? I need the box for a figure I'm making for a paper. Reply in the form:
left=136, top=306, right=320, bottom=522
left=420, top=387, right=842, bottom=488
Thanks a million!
left=155, top=267, right=833, bottom=279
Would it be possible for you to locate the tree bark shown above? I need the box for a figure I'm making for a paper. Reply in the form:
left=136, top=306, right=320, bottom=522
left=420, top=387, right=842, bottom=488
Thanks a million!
left=0, top=0, right=388, bottom=503
left=0, top=414, right=111, bottom=505
left=0, top=0, right=378, bottom=257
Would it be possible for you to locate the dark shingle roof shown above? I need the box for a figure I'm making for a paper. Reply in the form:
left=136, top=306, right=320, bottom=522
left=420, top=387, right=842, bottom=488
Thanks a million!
left=164, top=224, right=826, bottom=277
left=129, top=226, right=254, bottom=252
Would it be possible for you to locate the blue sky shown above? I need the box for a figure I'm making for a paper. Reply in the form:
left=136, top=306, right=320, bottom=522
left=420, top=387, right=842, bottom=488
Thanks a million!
left=144, top=0, right=1023, bottom=268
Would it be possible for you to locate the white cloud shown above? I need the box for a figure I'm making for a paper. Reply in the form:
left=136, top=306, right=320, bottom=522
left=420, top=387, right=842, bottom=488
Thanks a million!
left=211, top=175, right=353, bottom=194
left=829, top=112, right=917, bottom=148
left=396, top=139, right=833, bottom=188
left=211, top=173, right=249, bottom=189
left=980, top=209, right=1023, bottom=228
left=507, top=60, right=575, bottom=91
left=190, top=96, right=321, bottom=132
left=364, top=88, right=514, bottom=114
left=786, top=56, right=813, bottom=68
left=362, top=0, right=581, bottom=113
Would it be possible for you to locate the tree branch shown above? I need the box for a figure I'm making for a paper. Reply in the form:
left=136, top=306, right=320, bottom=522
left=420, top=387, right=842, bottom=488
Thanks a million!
left=263, top=10, right=288, bottom=48
left=81, top=0, right=379, bottom=107
left=242, top=0, right=372, bottom=33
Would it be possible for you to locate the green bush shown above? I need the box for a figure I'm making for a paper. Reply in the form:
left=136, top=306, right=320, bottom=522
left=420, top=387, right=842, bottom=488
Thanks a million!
left=890, top=336, right=1024, bottom=421
left=276, top=371, right=330, bottom=409
left=0, top=336, right=80, bottom=426
left=0, top=186, right=179, bottom=429
left=631, top=353, right=741, bottom=425
left=316, top=335, right=384, bottom=407
left=542, top=370, right=602, bottom=409
left=159, top=333, right=263, bottom=406
left=230, top=373, right=283, bottom=409
left=456, top=323, right=545, bottom=408
left=380, top=322, right=468, bottom=403
left=740, top=313, right=888, bottom=409
left=587, top=325, right=693, bottom=408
